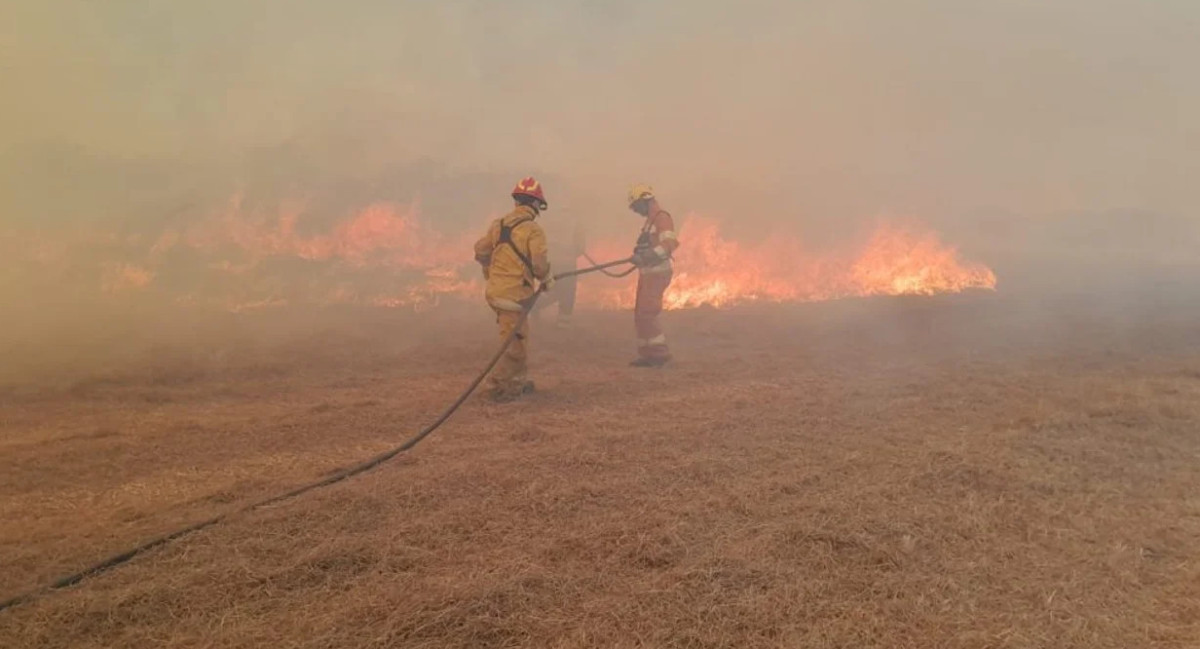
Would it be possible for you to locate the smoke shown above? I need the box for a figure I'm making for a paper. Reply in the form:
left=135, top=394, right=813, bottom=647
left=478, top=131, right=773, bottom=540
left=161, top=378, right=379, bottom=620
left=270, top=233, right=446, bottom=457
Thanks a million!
left=5, top=1, right=1198, bottom=217
left=2, top=1, right=1199, bottom=381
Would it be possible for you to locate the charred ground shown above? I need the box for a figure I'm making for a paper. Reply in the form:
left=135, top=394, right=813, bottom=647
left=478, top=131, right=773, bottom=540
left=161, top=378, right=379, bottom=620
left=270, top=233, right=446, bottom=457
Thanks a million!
left=1, top=290, right=1199, bottom=648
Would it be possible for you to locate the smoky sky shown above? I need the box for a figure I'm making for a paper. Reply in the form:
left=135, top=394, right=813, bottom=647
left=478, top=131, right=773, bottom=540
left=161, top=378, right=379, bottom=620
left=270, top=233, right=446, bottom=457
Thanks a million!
left=2, top=0, right=1198, bottom=229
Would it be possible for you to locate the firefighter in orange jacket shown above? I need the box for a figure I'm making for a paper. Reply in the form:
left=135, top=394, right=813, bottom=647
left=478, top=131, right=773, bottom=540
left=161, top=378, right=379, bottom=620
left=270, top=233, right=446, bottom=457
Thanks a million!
left=473, top=177, right=554, bottom=401
left=627, top=183, right=678, bottom=367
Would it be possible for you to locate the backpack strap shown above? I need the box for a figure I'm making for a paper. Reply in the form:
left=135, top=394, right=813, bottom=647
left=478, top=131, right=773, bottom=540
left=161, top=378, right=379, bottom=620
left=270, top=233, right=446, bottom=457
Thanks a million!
left=497, top=215, right=536, bottom=279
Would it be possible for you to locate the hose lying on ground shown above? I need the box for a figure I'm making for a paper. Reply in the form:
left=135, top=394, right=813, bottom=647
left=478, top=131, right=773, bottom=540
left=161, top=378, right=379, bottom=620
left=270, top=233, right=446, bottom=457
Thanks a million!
left=0, top=256, right=635, bottom=614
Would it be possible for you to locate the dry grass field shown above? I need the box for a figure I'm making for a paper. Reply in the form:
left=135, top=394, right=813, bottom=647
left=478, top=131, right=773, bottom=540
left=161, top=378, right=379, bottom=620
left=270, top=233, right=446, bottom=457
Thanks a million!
left=2, top=292, right=1199, bottom=648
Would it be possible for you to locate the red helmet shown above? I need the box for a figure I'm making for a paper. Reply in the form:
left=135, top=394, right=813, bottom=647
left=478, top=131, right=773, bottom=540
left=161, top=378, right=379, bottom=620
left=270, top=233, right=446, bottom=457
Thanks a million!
left=511, top=177, right=548, bottom=210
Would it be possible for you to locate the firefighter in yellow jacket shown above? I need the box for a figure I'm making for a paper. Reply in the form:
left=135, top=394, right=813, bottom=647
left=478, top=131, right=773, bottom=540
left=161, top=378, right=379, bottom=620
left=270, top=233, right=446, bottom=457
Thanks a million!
left=473, top=177, right=554, bottom=402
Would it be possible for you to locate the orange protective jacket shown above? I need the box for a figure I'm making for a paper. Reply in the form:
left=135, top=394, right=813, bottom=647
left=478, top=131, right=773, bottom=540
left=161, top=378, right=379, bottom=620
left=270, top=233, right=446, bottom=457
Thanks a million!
left=473, top=205, right=551, bottom=311
left=639, top=207, right=679, bottom=275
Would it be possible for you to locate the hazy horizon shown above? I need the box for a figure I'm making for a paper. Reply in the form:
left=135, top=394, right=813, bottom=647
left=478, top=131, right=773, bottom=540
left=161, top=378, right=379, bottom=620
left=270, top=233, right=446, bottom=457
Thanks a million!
left=3, top=2, right=1197, bottom=225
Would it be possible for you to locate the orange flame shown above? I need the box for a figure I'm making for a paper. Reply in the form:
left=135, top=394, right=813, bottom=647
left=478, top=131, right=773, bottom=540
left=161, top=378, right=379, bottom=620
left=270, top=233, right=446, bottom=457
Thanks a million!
left=101, top=263, right=155, bottom=293
left=182, top=197, right=466, bottom=270
left=850, top=225, right=998, bottom=296
left=578, top=216, right=996, bottom=310
left=2, top=199, right=996, bottom=312
left=169, top=197, right=484, bottom=309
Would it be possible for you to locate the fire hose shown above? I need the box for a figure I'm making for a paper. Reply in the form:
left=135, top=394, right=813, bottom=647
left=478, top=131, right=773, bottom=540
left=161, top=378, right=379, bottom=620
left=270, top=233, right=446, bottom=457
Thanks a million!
left=0, top=255, right=636, bottom=614
left=581, top=251, right=639, bottom=279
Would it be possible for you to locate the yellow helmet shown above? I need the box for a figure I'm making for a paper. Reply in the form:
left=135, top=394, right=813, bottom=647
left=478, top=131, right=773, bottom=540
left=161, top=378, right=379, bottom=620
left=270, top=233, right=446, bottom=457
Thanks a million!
left=627, top=183, right=654, bottom=208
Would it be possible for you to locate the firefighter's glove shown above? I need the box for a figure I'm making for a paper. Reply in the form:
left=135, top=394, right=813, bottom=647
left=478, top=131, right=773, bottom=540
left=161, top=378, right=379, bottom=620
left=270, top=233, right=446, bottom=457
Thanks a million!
left=632, top=248, right=662, bottom=268
left=539, top=275, right=556, bottom=292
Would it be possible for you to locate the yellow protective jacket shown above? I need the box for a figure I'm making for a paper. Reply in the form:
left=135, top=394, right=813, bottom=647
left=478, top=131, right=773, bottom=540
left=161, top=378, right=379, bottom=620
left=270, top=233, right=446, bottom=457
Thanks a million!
left=473, top=205, right=551, bottom=311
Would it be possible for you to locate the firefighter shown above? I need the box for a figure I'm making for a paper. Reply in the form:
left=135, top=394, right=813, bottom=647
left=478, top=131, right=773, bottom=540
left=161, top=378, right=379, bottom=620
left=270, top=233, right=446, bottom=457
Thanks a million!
left=473, top=177, right=554, bottom=401
left=627, top=183, right=678, bottom=367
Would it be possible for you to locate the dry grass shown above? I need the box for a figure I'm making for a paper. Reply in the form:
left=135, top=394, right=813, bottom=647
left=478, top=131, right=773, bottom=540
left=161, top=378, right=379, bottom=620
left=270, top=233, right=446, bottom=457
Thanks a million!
left=2, top=294, right=1199, bottom=648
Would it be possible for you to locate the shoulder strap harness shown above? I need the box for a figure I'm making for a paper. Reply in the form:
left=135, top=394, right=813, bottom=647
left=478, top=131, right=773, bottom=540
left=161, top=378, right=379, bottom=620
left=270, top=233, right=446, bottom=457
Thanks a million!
left=497, top=215, right=536, bottom=280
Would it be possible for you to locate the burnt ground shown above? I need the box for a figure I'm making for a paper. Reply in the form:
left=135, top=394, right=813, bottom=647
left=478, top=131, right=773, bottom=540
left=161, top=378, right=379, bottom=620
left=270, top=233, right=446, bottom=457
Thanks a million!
left=1, top=292, right=1199, bottom=648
